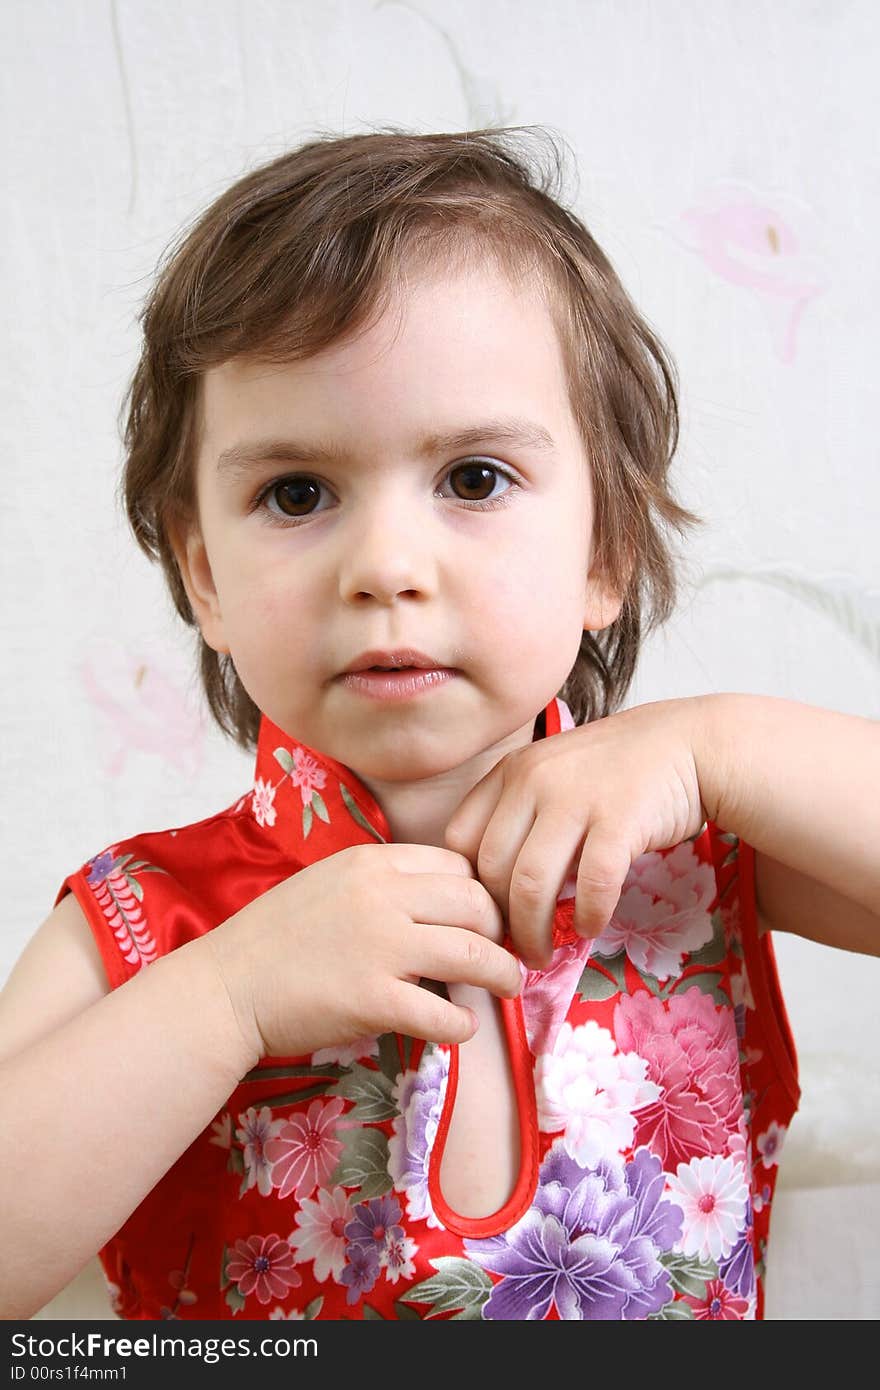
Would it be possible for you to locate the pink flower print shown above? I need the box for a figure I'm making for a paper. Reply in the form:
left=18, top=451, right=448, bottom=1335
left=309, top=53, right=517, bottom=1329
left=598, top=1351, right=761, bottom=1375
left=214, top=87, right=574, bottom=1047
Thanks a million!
left=534, top=1020, right=661, bottom=1166
left=666, top=1154, right=749, bottom=1263
left=756, top=1120, right=787, bottom=1168
left=290, top=748, right=327, bottom=806
left=235, top=1106, right=285, bottom=1196
left=289, top=1186, right=354, bottom=1283
left=683, top=1277, right=750, bottom=1320
left=264, top=1097, right=346, bottom=1200
left=208, top=1113, right=232, bottom=1149
left=252, top=778, right=277, bottom=828
left=225, top=1234, right=302, bottom=1306
left=614, top=989, right=741, bottom=1169
left=521, top=936, right=593, bottom=1058
left=592, top=842, right=716, bottom=983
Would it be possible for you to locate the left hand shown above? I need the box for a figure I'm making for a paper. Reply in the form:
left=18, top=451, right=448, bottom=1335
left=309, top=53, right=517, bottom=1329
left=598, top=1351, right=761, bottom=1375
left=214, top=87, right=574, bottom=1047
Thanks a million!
left=443, top=698, right=710, bottom=971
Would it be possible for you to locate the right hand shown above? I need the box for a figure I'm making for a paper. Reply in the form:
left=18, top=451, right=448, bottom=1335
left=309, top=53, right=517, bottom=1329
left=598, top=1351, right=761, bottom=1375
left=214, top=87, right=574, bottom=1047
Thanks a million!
left=204, top=842, right=523, bottom=1062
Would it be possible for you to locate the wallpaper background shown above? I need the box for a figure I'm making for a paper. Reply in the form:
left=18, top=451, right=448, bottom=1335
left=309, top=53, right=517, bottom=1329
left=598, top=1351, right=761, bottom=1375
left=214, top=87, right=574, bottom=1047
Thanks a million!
left=2, top=0, right=878, bottom=1319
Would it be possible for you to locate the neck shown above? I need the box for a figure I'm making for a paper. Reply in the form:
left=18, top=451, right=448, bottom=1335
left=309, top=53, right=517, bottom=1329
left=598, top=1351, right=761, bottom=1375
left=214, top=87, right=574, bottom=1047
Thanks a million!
left=354, top=712, right=540, bottom=849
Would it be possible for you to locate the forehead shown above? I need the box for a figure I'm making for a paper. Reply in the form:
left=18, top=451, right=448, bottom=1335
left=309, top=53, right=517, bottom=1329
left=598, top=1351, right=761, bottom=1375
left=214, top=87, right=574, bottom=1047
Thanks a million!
left=196, top=260, right=580, bottom=464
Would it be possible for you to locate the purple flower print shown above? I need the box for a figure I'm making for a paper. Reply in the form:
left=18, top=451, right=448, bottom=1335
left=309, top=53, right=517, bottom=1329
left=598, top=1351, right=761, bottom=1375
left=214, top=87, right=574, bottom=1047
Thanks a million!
left=344, top=1196, right=404, bottom=1252
left=340, top=1241, right=381, bottom=1305
left=86, top=850, right=117, bottom=886
left=387, top=1048, right=450, bottom=1227
left=718, top=1200, right=757, bottom=1299
left=465, top=1145, right=682, bottom=1320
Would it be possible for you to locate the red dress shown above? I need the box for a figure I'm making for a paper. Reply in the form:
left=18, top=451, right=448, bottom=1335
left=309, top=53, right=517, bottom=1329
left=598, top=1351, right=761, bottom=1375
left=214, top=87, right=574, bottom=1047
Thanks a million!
left=56, top=696, right=799, bottom=1320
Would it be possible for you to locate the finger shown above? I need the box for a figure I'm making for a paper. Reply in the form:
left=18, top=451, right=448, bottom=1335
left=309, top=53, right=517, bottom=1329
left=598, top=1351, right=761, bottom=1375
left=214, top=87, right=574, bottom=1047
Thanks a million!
left=400, top=872, right=507, bottom=944
left=408, top=922, right=522, bottom=999
left=387, top=979, right=479, bottom=1045
left=574, top=823, right=632, bottom=939
left=358, top=841, right=477, bottom=878
left=507, top=809, right=587, bottom=971
left=442, top=757, right=509, bottom=867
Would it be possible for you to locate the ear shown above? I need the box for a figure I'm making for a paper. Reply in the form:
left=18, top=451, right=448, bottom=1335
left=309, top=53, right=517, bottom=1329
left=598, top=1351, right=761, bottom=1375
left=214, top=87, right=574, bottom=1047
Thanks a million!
left=582, top=558, right=628, bottom=632
left=167, top=519, right=231, bottom=655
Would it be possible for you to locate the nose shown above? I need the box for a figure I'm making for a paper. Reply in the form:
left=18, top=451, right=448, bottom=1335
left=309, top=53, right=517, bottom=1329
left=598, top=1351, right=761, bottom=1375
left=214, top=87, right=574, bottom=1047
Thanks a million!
left=337, top=486, right=438, bottom=605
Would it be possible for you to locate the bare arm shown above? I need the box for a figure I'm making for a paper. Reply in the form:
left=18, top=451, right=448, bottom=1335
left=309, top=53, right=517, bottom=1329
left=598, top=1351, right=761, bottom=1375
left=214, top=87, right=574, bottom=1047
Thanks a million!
left=697, top=694, right=880, bottom=951
left=0, top=898, right=258, bottom=1319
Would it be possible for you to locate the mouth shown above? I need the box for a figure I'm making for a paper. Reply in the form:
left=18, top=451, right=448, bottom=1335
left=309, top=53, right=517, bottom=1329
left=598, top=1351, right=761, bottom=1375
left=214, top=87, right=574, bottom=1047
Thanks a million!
left=336, top=650, right=460, bottom=702
left=340, top=648, right=453, bottom=676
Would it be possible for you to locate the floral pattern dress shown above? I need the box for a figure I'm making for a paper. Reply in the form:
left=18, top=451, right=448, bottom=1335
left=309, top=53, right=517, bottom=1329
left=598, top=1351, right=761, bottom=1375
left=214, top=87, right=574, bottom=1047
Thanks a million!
left=55, top=696, right=799, bottom=1320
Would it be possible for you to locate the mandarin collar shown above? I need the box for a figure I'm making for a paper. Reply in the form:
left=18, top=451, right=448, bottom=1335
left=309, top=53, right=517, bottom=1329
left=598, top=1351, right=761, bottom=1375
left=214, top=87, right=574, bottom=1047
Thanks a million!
left=250, top=695, right=568, bottom=866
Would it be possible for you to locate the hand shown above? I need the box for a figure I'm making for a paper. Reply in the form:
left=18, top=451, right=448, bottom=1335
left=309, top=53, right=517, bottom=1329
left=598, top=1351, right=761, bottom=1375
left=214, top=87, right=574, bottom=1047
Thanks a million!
left=205, top=842, right=523, bottom=1061
left=444, top=698, right=709, bottom=971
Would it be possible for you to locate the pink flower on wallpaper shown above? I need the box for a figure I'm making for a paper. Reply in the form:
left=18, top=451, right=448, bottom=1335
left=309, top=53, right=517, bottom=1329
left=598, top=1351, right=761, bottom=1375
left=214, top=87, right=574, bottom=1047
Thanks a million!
left=613, top=988, right=742, bottom=1170
left=680, top=181, right=826, bottom=362
left=79, top=642, right=205, bottom=779
left=591, top=841, right=717, bottom=983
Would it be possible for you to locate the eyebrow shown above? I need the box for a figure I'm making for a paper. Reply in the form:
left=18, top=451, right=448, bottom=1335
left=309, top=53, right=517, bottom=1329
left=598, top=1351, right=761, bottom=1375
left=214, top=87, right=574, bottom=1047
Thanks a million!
left=215, top=417, right=557, bottom=480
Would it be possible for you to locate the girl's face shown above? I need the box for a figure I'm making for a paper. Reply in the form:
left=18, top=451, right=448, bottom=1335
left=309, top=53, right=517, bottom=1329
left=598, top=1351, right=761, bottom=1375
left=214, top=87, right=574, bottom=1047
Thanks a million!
left=175, top=257, right=620, bottom=793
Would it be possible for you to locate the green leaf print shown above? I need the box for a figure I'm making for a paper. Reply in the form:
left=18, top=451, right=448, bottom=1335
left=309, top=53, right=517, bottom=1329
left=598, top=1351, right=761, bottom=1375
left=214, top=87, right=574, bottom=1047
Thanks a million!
left=401, top=1257, right=494, bottom=1320
left=311, top=791, right=330, bottom=824
left=328, top=1062, right=397, bottom=1122
left=576, top=966, right=619, bottom=1002
left=362, top=1304, right=385, bottom=1319
left=392, top=1300, right=423, bottom=1321
left=339, top=782, right=387, bottom=843
left=328, top=1126, right=393, bottom=1198
left=584, top=948, right=628, bottom=991
left=686, top=910, right=727, bottom=967
left=274, top=747, right=294, bottom=774
left=224, top=1286, right=246, bottom=1315
left=303, top=802, right=313, bottom=838
left=377, top=1033, right=404, bottom=1084
left=672, top=970, right=731, bottom=1007
left=302, top=1296, right=324, bottom=1320
left=659, top=1250, right=718, bottom=1299
left=649, top=1299, right=695, bottom=1319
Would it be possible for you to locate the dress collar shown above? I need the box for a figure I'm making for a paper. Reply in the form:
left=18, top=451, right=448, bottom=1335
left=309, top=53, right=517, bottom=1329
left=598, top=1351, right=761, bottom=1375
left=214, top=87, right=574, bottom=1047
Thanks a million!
left=250, top=695, right=569, bottom=866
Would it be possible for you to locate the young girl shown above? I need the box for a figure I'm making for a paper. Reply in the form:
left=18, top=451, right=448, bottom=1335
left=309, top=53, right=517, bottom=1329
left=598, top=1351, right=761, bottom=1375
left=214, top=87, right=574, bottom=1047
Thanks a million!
left=1, top=126, right=877, bottom=1322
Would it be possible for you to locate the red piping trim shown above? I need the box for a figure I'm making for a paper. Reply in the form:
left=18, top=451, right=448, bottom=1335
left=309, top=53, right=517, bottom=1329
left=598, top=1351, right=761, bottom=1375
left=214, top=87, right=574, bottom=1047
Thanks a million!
left=425, top=697, right=563, bottom=1236
left=427, top=992, right=540, bottom=1238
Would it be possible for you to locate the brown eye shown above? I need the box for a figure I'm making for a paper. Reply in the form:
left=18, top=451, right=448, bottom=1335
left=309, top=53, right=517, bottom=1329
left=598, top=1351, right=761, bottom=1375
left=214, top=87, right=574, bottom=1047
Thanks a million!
left=449, top=462, right=499, bottom=501
left=270, top=477, right=322, bottom=517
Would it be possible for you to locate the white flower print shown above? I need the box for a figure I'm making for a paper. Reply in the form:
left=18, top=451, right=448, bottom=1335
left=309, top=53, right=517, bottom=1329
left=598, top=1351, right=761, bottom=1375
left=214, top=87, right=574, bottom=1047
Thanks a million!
left=666, top=1154, right=749, bottom=1263
left=310, top=1036, right=380, bottom=1067
left=756, top=1120, right=787, bottom=1168
left=289, top=1186, right=354, bottom=1283
left=534, top=1019, right=661, bottom=1167
left=379, top=1232, right=418, bottom=1284
left=591, top=841, right=716, bottom=982
left=252, top=777, right=277, bottom=828
left=235, top=1106, right=285, bottom=1197
left=730, top=963, right=756, bottom=1012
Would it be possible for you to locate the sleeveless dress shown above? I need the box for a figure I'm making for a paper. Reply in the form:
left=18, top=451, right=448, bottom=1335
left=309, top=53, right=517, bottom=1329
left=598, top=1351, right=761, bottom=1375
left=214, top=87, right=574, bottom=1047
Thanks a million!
left=55, top=695, right=799, bottom=1320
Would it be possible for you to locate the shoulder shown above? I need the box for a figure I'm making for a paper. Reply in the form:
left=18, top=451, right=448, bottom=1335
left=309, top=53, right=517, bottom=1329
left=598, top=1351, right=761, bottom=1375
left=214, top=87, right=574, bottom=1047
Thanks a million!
left=0, top=893, right=110, bottom=1065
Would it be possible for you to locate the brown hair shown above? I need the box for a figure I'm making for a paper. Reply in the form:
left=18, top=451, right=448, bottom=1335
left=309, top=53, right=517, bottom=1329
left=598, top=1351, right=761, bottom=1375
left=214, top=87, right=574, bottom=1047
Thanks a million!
left=119, top=124, right=703, bottom=752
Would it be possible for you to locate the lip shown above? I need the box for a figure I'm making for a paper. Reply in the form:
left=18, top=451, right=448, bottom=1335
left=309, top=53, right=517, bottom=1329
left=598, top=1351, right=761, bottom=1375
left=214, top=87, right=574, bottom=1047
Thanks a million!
left=340, top=647, right=450, bottom=675
left=339, top=668, right=458, bottom=701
